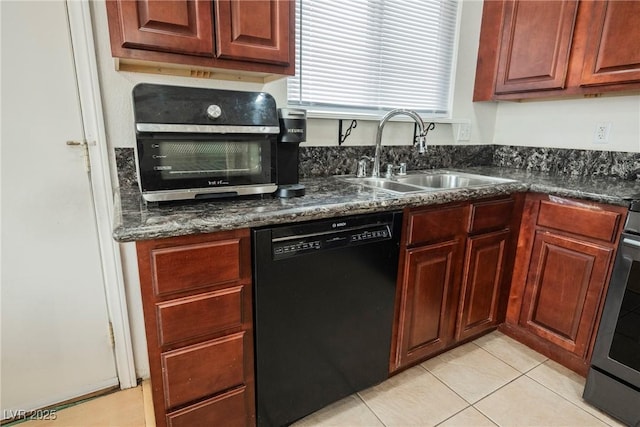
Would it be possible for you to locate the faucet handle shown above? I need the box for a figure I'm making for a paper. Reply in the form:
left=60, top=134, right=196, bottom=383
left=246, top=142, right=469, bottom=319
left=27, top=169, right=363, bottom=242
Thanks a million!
left=385, top=163, right=408, bottom=178
left=385, top=164, right=394, bottom=179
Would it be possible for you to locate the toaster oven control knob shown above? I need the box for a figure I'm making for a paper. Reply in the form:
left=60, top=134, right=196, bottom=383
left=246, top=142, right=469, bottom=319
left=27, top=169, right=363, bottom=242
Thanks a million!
left=206, top=104, right=222, bottom=119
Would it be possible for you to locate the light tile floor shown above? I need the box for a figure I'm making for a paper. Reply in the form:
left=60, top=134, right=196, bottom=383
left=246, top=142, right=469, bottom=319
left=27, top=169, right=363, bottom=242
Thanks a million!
left=11, top=331, right=624, bottom=427
left=294, top=331, right=625, bottom=427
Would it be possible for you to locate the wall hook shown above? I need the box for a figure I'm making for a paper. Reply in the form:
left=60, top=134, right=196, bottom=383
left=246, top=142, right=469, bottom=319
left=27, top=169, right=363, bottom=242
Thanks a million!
left=413, top=122, right=436, bottom=144
left=338, top=119, right=358, bottom=145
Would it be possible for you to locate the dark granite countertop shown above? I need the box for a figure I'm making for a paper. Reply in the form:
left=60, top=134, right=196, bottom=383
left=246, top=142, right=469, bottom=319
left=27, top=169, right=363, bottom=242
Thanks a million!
left=113, top=167, right=640, bottom=242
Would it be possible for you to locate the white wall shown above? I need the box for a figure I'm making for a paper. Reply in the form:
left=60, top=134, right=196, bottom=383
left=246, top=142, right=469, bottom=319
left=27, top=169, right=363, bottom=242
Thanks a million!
left=89, top=0, right=640, bottom=379
left=493, top=95, right=640, bottom=152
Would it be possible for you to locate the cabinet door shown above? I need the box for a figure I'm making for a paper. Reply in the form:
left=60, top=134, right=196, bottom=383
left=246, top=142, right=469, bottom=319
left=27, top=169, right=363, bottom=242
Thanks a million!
left=215, top=0, right=291, bottom=65
left=580, top=0, right=640, bottom=86
left=495, top=0, right=578, bottom=94
left=394, top=240, right=463, bottom=369
left=520, top=231, right=613, bottom=357
left=166, top=387, right=248, bottom=427
left=456, top=230, right=509, bottom=341
left=114, top=0, right=214, bottom=56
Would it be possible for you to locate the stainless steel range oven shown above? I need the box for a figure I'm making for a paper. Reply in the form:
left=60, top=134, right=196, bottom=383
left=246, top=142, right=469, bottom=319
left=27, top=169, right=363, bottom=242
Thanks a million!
left=584, top=200, right=640, bottom=426
left=132, top=83, right=279, bottom=202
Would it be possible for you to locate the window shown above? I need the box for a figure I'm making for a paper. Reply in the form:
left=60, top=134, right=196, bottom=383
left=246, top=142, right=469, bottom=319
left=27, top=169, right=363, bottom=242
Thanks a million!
left=287, top=0, right=460, bottom=117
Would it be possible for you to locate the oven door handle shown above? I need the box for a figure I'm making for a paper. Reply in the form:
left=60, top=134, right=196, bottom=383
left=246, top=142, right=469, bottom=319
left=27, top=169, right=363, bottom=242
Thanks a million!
left=623, top=237, right=640, bottom=248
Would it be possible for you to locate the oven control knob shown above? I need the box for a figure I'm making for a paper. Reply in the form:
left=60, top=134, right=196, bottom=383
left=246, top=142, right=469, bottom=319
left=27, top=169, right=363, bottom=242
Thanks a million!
left=206, top=104, right=222, bottom=119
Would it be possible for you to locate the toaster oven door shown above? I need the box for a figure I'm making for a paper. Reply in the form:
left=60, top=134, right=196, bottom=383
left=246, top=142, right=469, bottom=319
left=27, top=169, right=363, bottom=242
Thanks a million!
left=136, top=135, right=276, bottom=196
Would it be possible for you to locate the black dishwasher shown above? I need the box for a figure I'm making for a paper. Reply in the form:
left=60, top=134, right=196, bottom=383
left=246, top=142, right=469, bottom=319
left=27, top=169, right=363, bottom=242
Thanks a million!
left=253, top=211, right=402, bottom=426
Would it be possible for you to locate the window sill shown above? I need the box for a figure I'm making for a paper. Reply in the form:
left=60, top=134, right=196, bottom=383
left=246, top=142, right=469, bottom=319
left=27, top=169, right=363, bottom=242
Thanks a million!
left=298, top=107, right=465, bottom=124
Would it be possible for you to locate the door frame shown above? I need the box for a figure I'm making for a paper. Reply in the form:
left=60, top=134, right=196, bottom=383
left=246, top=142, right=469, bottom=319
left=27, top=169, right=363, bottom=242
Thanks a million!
left=66, top=0, right=137, bottom=389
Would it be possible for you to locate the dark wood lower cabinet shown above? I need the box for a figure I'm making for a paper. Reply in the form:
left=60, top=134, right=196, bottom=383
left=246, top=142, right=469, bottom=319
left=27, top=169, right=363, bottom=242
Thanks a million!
left=394, top=239, right=464, bottom=368
left=503, top=193, right=626, bottom=375
left=519, top=231, right=613, bottom=357
left=391, top=195, right=522, bottom=373
left=131, top=192, right=628, bottom=426
left=166, top=387, right=248, bottom=427
left=136, top=229, right=255, bottom=427
left=456, top=229, right=510, bottom=341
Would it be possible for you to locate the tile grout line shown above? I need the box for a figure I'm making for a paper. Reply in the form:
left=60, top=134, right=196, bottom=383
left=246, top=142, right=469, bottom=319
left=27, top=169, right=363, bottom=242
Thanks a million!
left=470, top=370, right=528, bottom=427
left=474, top=334, right=617, bottom=426
left=523, top=369, right=617, bottom=427
left=416, top=361, right=475, bottom=426
left=354, top=391, right=391, bottom=427
left=472, top=338, right=550, bottom=375
left=466, top=340, right=545, bottom=427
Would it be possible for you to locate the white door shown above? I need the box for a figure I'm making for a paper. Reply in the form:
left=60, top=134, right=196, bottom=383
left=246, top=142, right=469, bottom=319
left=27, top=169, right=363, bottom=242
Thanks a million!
left=1, top=0, right=119, bottom=414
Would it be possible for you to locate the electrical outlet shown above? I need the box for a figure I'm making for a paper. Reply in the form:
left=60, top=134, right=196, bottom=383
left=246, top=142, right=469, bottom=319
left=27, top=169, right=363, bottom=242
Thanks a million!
left=593, top=122, right=612, bottom=144
left=456, top=123, right=471, bottom=141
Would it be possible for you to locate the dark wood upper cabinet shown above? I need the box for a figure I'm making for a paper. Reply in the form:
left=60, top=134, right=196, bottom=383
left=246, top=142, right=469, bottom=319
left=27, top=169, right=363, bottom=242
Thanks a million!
left=580, top=0, right=640, bottom=86
left=215, top=0, right=291, bottom=65
left=495, top=0, right=578, bottom=94
left=475, top=0, right=640, bottom=100
left=106, top=0, right=295, bottom=78
left=116, top=0, right=214, bottom=56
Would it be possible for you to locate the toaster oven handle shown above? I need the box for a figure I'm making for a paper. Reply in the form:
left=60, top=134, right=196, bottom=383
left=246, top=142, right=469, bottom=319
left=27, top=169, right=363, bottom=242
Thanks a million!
left=136, top=123, right=280, bottom=134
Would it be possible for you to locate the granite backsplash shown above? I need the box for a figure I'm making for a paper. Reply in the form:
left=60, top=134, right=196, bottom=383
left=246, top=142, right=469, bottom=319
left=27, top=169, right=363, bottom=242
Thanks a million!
left=115, top=145, right=640, bottom=189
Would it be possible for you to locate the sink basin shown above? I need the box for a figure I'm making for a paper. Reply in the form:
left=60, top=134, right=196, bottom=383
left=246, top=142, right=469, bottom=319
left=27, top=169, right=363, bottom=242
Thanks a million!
left=337, top=171, right=515, bottom=194
left=396, top=172, right=511, bottom=189
left=340, top=177, right=424, bottom=194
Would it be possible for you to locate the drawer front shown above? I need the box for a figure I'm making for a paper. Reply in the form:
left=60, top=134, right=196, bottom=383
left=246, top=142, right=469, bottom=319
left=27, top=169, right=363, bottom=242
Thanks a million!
left=156, top=286, right=244, bottom=347
left=167, top=386, right=248, bottom=427
left=151, top=239, right=241, bottom=297
left=162, top=332, right=245, bottom=409
left=407, top=205, right=469, bottom=245
left=469, top=198, right=514, bottom=234
left=537, top=200, right=621, bottom=242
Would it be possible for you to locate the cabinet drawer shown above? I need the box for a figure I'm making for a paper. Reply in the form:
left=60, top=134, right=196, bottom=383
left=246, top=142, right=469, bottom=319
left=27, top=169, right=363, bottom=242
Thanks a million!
left=407, top=205, right=469, bottom=245
left=162, top=332, right=246, bottom=409
left=151, top=239, right=242, bottom=297
left=469, top=198, right=514, bottom=234
left=537, top=200, right=622, bottom=242
left=156, top=286, right=244, bottom=347
left=167, top=386, right=247, bottom=427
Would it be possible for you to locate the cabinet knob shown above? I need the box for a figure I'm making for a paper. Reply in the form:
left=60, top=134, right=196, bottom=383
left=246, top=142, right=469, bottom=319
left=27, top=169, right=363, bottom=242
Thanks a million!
left=206, top=104, right=222, bottom=119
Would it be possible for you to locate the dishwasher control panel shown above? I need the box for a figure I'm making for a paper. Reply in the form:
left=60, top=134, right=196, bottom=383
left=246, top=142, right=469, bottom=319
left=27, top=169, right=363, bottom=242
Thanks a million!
left=351, top=228, right=389, bottom=242
left=272, top=224, right=391, bottom=260
left=273, top=240, right=322, bottom=257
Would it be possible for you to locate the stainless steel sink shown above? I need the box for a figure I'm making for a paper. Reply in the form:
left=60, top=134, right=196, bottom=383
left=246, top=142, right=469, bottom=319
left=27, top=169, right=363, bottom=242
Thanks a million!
left=396, top=172, right=512, bottom=189
left=340, top=177, right=425, bottom=194
left=337, top=171, right=515, bottom=194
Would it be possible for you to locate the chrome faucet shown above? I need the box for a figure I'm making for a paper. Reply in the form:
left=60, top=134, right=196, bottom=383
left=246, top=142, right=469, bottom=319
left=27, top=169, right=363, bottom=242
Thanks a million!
left=372, top=109, right=427, bottom=178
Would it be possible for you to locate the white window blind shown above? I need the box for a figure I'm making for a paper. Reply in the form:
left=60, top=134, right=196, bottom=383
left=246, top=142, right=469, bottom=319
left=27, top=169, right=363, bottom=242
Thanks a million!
left=287, top=0, right=460, bottom=117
